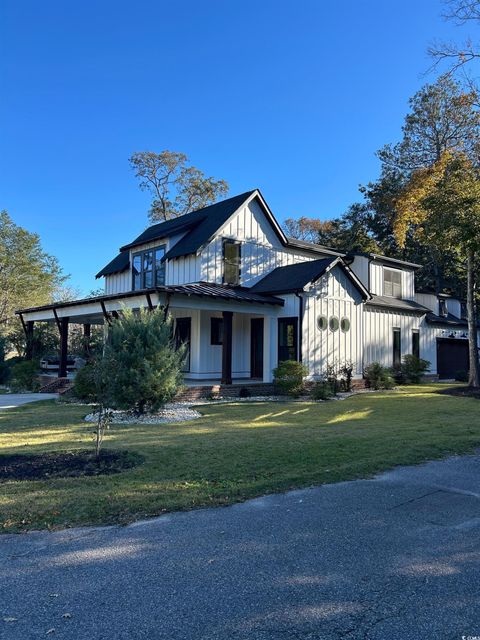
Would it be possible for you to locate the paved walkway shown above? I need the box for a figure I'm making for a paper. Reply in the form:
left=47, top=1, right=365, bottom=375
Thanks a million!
left=0, top=393, right=58, bottom=409
left=1, top=454, right=480, bottom=639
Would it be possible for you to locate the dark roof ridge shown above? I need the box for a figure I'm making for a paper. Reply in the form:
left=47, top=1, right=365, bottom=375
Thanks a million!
left=120, top=190, right=256, bottom=253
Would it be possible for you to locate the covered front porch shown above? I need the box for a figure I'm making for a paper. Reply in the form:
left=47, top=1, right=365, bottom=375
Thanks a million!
left=16, top=284, right=285, bottom=385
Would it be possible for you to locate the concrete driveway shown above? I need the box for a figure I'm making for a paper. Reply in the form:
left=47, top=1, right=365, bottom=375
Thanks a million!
left=0, top=393, right=58, bottom=409
left=1, top=454, right=480, bottom=639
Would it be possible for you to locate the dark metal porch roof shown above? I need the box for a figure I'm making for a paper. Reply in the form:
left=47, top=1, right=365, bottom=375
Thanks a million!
left=16, top=282, right=284, bottom=316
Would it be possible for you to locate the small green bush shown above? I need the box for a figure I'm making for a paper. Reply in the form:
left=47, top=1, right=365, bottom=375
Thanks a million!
left=10, top=360, right=40, bottom=392
left=455, top=369, right=469, bottom=382
left=364, top=362, right=395, bottom=390
left=324, top=364, right=340, bottom=394
left=338, top=360, right=355, bottom=392
left=401, top=355, right=430, bottom=384
left=273, top=360, right=308, bottom=397
left=73, top=364, right=97, bottom=401
left=311, top=380, right=335, bottom=401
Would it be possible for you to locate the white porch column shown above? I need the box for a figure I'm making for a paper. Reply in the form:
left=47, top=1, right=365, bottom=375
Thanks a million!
left=263, top=315, right=277, bottom=383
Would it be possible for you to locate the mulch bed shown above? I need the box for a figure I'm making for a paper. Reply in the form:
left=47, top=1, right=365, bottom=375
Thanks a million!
left=0, top=449, right=144, bottom=481
left=436, top=386, right=480, bottom=400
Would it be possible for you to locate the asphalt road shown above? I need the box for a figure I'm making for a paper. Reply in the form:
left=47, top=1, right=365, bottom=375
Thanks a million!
left=0, top=394, right=57, bottom=409
left=2, top=454, right=480, bottom=639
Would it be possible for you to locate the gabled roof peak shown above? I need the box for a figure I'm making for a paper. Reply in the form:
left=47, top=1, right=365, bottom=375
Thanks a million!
left=120, top=190, right=257, bottom=253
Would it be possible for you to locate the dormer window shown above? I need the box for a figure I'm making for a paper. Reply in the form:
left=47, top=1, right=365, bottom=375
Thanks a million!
left=132, top=246, right=166, bottom=290
left=383, top=268, right=402, bottom=298
left=223, top=240, right=241, bottom=285
left=461, top=302, right=467, bottom=319
left=439, top=299, right=447, bottom=317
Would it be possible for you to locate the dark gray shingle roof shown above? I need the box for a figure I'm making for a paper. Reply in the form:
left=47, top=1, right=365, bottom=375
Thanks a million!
left=426, top=312, right=471, bottom=327
left=250, top=258, right=337, bottom=294
left=120, top=210, right=206, bottom=252
left=286, top=237, right=344, bottom=257
left=163, top=191, right=257, bottom=260
left=120, top=191, right=256, bottom=256
left=95, top=251, right=130, bottom=279
left=366, top=295, right=429, bottom=313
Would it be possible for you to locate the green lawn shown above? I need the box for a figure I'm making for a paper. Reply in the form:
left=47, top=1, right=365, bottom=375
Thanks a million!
left=1, top=384, right=479, bottom=533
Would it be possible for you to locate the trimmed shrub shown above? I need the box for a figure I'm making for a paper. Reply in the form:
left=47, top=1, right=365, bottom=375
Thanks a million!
left=273, top=360, right=308, bottom=397
left=401, top=355, right=430, bottom=383
left=239, top=387, right=251, bottom=398
left=455, top=369, right=469, bottom=382
left=10, top=360, right=40, bottom=392
left=364, top=362, right=395, bottom=390
left=311, top=380, right=335, bottom=401
left=73, top=364, right=97, bottom=401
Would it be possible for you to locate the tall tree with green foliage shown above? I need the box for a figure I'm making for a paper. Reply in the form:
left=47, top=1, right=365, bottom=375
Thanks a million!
left=394, top=151, right=480, bottom=387
left=285, top=76, right=480, bottom=293
left=0, top=210, right=65, bottom=339
left=129, top=150, right=229, bottom=223
left=104, top=307, right=186, bottom=413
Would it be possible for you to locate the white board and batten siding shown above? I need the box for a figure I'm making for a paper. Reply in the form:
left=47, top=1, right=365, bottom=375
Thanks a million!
left=302, top=266, right=364, bottom=378
left=363, top=307, right=422, bottom=369
left=348, top=255, right=416, bottom=301
left=105, top=270, right=130, bottom=295
left=104, top=230, right=198, bottom=294
left=199, top=198, right=330, bottom=286
left=369, top=262, right=415, bottom=300
left=415, top=292, right=438, bottom=314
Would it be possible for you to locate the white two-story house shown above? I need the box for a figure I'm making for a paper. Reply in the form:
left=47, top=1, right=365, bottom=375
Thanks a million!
left=17, top=190, right=480, bottom=385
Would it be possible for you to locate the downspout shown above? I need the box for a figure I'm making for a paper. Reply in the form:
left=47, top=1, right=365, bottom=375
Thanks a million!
left=295, top=292, right=303, bottom=363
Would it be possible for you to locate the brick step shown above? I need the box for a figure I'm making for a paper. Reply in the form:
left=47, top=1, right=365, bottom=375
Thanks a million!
left=38, top=377, right=73, bottom=394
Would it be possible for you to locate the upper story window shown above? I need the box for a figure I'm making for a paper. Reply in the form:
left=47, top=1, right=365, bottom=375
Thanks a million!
left=383, top=268, right=402, bottom=298
left=132, top=246, right=166, bottom=290
left=438, top=299, right=448, bottom=316
left=461, top=302, right=467, bottom=319
left=223, top=239, right=241, bottom=285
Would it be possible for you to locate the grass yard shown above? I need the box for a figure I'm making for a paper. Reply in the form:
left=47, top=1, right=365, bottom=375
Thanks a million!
left=1, top=384, right=480, bottom=533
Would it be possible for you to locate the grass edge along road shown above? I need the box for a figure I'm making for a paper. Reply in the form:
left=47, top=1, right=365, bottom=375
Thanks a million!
left=1, top=384, right=478, bottom=533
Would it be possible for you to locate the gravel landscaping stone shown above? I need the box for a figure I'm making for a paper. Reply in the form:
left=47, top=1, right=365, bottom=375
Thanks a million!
left=84, top=404, right=202, bottom=424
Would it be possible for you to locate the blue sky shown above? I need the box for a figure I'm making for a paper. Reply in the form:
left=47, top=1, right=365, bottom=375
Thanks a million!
left=0, top=0, right=476, bottom=293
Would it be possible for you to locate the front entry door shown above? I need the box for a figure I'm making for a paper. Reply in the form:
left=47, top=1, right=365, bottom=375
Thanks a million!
left=250, top=318, right=264, bottom=379
left=175, top=317, right=191, bottom=372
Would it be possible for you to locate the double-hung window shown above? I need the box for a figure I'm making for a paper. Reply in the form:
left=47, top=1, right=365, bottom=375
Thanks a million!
left=223, top=240, right=241, bottom=285
left=383, top=268, right=402, bottom=298
left=132, top=245, right=166, bottom=290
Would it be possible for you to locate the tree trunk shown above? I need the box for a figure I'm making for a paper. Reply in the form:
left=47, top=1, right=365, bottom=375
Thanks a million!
left=466, top=250, right=479, bottom=388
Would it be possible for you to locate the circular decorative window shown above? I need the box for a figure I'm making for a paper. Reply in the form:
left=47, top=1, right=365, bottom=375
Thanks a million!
left=329, top=316, right=339, bottom=332
left=340, top=318, right=350, bottom=332
left=317, top=315, right=328, bottom=331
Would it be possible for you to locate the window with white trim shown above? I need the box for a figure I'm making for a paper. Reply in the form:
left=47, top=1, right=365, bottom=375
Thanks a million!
left=383, top=268, right=402, bottom=298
